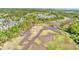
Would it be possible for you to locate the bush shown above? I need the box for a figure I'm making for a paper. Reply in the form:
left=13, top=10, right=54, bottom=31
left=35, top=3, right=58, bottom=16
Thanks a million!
left=69, top=21, right=79, bottom=34
left=65, top=21, right=79, bottom=44
left=46, top=35, right=78, bottom=50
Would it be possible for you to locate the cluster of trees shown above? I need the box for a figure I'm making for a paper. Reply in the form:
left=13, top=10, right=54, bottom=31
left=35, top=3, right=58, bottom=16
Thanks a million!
left=0, top=21, right=32, bottom=44
left=65, top=20, right=79, bottom=44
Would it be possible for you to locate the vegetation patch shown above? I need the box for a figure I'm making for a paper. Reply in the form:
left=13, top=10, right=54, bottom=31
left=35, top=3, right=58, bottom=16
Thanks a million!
left=65, top=20, right=79, bottom=44
left=45, top=35, right=79, bottom=50
left=34, top=38, right=42, bottom=45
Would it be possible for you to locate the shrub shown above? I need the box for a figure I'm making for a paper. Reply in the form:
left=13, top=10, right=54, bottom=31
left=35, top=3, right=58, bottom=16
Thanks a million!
left=46, top=35, right=78, bottom=50
left=65, top=21, right=79, bottom=44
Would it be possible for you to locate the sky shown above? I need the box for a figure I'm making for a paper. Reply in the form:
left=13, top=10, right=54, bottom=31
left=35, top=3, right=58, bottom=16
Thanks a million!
left=0, top=0, right=79, bottom=8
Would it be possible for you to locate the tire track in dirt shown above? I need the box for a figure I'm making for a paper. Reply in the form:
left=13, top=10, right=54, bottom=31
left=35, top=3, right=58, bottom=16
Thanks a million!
left=20, top=18, right=74, bottom=50
left=22, top=28, right=44, bottom=50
